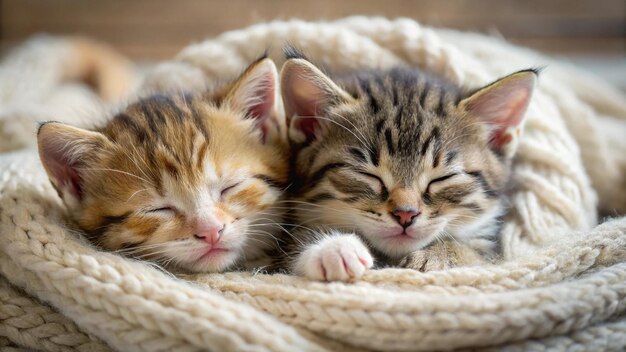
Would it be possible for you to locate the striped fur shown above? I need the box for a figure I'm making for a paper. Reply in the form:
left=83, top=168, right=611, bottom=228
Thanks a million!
left=38, top=58, right=290, bottom=273
left=280, top=53, right=537, bottom=280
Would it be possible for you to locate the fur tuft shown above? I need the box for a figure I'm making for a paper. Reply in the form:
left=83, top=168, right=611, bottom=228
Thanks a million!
left=283, top=44, right=309, bottom=61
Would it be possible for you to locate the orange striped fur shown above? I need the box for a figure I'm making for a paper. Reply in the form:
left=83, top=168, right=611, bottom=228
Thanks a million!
left=38, top=58, right=289, bottom=272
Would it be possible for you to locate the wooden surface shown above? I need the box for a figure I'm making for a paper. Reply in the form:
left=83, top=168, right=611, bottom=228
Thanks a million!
left=1, top=0, right=625, bottom=60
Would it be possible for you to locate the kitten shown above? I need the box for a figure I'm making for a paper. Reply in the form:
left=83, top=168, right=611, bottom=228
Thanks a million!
left=279, top=51, right=537, bottom=281
left=37, top=57, right=290, bottom=273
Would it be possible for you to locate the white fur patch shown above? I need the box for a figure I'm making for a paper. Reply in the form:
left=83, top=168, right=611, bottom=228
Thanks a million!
left=293, top=232, right=374, bottom=282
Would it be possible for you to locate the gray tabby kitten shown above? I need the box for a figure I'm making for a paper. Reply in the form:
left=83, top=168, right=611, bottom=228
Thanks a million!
left=279, top=50, right=537, bottom=281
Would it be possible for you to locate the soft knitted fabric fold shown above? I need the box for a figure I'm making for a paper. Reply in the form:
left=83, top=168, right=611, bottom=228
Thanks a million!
left=1, top=17, right=625, bottom=351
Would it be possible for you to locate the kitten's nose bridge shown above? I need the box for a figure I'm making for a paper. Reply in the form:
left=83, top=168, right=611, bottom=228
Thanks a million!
left=390, top=187, right=416, bottom=206
left=389, top=187, right=420, bottom=228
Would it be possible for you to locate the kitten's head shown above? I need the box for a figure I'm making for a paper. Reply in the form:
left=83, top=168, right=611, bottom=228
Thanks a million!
left=38, top=58, right=289, bottom=272
left=281, top=57, right=536, bottom=258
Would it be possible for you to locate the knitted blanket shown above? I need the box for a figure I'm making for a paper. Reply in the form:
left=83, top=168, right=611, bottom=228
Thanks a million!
left=1, top=18, right=626, bottom=351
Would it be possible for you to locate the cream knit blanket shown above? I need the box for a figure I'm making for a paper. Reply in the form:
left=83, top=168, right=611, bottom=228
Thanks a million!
left=1, top=18, right=626, bottom=351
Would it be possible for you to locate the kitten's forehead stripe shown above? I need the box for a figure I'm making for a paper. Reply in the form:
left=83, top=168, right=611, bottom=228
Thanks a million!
left=189, top=103, right=210, bottom=140
left=445, top=151, right=458, bottom=165
left=436, top=93, right=446, bottom=117
left=368, top=147, right=380, bottom=167
left=375, top=118, right=385, bottom=133
left=384, top=128, right=395, bottom=155
left=419, top=80, right=430, bottom=107
left=420, top=127, right=441, bottom=157
left=393, top=106, right=403, bottom=130
left=391, top=83, right=399, bottom=106
left=308, top=162, right=347, bottom=189
left=432, top=151, right=441, bottom=169
left=115, top=113, right=148, bottom=143
left=348, top=147, right=367, bottom=163
left=139, top=102, right=160, bottom=134
left=363, top=82, right=381, bottom=114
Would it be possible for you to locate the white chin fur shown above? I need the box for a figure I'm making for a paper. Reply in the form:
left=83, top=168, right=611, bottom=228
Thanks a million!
left=181, top=250, right=240, bottom=272
left=160, top=241, right=242, bottom=273
left=360, top=223, right=444, bottom=259
left=158, top=224, right=248, bottom=272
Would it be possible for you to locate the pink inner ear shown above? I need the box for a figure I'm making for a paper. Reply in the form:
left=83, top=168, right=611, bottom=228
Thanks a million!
left=248, top=81, right=275, bottom=140
left=233, top=69, right=279, bottom=142
left=473, top=90, right=527, bottom=150
left=465, top=77, right=534, bottom=151
left=247, top=74, right=276, bottom=121
left=469, top=88, right=529, bottom=127
left=53, top=160, right=83, bottom=199
left=284, top=73, right=328, bottom=142
left=293, top=116, right=320, bottom=142
left=40, top=140, right=83, bottom=200
left=490, top=127, right=515, bottom=150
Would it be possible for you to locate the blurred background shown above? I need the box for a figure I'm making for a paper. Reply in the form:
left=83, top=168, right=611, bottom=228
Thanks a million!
left=1, top=0, right=625, bottom=89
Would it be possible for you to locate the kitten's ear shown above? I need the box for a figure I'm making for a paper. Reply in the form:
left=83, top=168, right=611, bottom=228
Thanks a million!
left=224, top=57, right=283, bottom=143
left=280, top=58, right=355, bottom=144
left=37, top=122, right=110, bottom=205
left=460, top=69, right=538, bottom=158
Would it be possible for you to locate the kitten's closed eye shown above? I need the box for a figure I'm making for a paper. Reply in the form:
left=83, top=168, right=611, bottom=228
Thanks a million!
left=356, top=171, right=385, bottom=194
left=427, top=173, right=465, bottom=193
left=147, top=206, right=177, bottom=214
left=429, top=173, right=459, bottom=186
left=221, top=182, right=242, bottom=198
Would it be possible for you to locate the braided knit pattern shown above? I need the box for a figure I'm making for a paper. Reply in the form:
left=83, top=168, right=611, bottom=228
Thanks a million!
left=1, top=17, right=625, bottom=351
left=0, top=277, right=109, bottom=352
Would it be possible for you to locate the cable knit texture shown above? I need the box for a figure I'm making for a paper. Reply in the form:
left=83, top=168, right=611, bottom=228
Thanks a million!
left=1, top=17, right=626, bottom=351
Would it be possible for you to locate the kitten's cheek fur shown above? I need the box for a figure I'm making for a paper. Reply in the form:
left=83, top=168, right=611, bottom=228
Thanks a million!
left=294, top=233, right=374, bottom=282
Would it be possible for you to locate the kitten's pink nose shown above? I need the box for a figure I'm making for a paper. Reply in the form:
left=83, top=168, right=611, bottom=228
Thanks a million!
left=194, top=223, right=225, bottom=244
left=391, top=207, right=420, bottom=228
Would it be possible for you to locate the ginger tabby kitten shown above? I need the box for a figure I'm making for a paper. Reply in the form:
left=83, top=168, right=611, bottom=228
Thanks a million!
left=38, top=57, right=290, bottom=273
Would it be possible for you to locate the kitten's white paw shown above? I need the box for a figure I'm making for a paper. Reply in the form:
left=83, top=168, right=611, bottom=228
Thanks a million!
left=294, top=233, right=373, bottom=282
